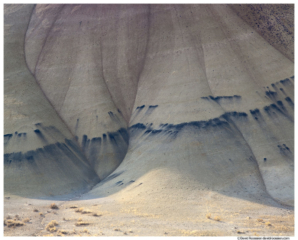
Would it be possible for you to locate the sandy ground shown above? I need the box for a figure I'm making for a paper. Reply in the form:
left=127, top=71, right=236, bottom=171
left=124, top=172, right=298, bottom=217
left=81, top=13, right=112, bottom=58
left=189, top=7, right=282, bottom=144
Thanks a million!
left=4, top=190, right=294, bottom=237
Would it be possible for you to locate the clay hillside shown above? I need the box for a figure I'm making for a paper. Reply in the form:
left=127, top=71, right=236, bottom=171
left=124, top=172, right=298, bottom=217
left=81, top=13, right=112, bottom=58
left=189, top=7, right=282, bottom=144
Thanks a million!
left=4, top=4, right=294, bottom=237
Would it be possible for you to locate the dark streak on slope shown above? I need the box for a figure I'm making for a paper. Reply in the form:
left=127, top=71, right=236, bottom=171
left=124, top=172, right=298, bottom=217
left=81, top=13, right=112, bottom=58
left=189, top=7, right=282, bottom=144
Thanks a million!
left=78, top=128, right=129, bottom=172
left=4, top=138, right=97, bottom=178
left=201, top=95, right=241, bottom=103
left=33, top=129, right=48, bottom=144
left=285, top=97, right=294, bottom=108
left=129, top=111, right=248, bottom=140
left=3, top=124, right=132, bottom=183
left=108, top=111, right=123, bottom=125
left=134, top=105, right=145, bottom=113
left=280, top=78, right=292, bottom=86
left=277, top=144, right=293, bottom=159
left=279, top=88, right=287, bottom=96
left=276, top=100, right=287, bottom=112
left=265, top=90, right=277, bottom=101
left=4, top=134, right=13, bottom=145
left=144, top=105, right=158, bottom=115
left=130, top=105, right=146, bottom=123
left=249, top=108, right=261, bottom=120
left=263, top=103, right=293, bottom=122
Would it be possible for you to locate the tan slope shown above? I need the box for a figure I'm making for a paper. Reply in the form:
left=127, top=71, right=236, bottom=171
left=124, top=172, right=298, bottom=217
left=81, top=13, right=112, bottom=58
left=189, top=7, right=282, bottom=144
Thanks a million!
left=25, top=5, right=149, bottom=124
left=24, top=5, right=151, bottom=178
left=198, top=5, right=294, bottom=206
left=87, top=4, right=293, bottom=207
left=4, top=4, right=99, bottom=199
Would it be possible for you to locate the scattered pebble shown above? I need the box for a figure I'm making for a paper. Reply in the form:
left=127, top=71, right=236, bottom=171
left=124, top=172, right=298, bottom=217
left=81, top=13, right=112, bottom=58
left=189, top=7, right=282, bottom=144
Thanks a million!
left=50, top=203, right=59, bottom=210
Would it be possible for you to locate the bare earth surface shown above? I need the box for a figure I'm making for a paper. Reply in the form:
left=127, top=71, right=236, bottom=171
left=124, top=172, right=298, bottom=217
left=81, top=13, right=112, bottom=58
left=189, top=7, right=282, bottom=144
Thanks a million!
left=3, top=193, right=294, bottom=236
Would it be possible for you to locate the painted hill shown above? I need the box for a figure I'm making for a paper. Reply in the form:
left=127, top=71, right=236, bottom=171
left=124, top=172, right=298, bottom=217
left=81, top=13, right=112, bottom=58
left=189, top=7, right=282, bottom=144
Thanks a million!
left=4, top=4, right=294, bottom=236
